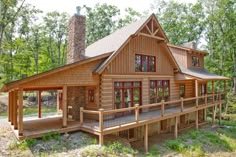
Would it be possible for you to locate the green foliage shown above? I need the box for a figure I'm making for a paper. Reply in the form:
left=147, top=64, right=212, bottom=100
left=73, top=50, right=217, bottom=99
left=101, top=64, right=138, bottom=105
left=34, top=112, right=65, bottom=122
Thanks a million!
left=146, top=145, right=160, bottom=157
left=16, top=138, right=37, bottom=150
left=105, top=141, right=138, bottom=155
left=42, top=131, right=60, bottom=142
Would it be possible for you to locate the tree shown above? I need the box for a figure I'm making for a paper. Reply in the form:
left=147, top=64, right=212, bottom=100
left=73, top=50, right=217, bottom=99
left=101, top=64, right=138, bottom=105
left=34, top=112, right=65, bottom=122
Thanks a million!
left=151, top=0, right=205, bottom=45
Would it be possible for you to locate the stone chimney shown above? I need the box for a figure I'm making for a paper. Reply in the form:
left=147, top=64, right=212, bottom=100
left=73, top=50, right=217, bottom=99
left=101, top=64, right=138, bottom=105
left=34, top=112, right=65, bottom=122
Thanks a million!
left=181, top=41, right=197, bottom=49
left=67, top=6, right=86, bottom=64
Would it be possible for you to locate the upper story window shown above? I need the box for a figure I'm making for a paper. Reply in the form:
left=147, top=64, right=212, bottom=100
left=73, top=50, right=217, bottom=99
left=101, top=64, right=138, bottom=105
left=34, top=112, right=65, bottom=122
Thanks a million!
left=135, top=54, right=156, bottom=72
left=192, top=56, right=200, bottom=67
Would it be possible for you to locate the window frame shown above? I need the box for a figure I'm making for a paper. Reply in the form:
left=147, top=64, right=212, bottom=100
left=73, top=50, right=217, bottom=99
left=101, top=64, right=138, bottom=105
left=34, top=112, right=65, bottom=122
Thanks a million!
left=149, top=80, right=170, bottom=103
left=192, top=56, right=200, bottom=67
left=135, top=54, right=156, bottom=72
left=179, top=84, right=185, bottom=98
left=114, top=81, right=142, bottom=110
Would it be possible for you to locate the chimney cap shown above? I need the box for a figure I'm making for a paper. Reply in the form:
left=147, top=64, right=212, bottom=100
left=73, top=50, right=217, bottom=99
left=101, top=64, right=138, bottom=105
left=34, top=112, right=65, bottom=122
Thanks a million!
left=76, top=6, right=81, bottom=15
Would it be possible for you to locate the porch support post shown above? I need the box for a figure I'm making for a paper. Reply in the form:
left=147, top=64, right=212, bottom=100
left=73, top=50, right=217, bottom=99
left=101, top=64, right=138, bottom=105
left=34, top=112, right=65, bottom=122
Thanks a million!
left=13, top=90, right=17, bottom=129
left=174, top=116, right=178, bottom=139
left=195, top=111, right=199, bottom=130
left=195, top=80, right=198, bottom=107
left=18, top=88, right=23, bottom=136
left=57, top=90, right=60, bottom=113
left=212, top=106, right=215, bottom=125
left=8, top=92, right=11, bottom=122
left=144, top=124, right=148, bottom=153
left=212, top=80, right=214, bottom=103
left=38, top=90, right=42, bottom=118
left=99, top=134, right=104, bottom=146
left=219, top=104, right=222, bottom=125
left=224, top=80, right=226, bottom=94
left=62, top=85, right=67, bottom=127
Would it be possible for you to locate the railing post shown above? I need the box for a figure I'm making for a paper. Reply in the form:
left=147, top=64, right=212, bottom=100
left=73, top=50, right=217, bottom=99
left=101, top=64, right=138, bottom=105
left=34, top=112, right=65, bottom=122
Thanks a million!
left=99, top=108, right=104, bottom=132
left=180, top=97, right=184, bottom=112
left=219, top=94, right=222, bottom=125
left=205, top=94, right=207, bottom=105
left=196, top=96, right=199, bottom=108
left=161, top=100, right=165, bottom=117
left=80, top=107, right=84, bottom=125
left=135, top=104, right=139, bottom=123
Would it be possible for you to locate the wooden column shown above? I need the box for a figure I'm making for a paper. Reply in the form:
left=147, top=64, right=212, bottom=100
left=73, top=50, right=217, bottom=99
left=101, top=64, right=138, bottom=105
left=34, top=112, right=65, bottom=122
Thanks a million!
left=13, top=90, right=17, bottom=129
left=135, top=104, right=139, bottom=123
left=99, top=108, right=104, bottom=132
left=99, top=134, right=104, bottom=146
left=57, top=90, right=60, bottom=113
left=174, top=116, right=178, bottom=139
left=144, top=124, right=148, bottom=153
left=195, top=111, right=199, bottom=129
left=38, top=90, right=42, bottom=118
left=8, top=92, right=12, bottom=122
left=219, top=104, right=222, bottom=125
left=224, top=80, right=226, bottom=94
left=212, top=106, right=215, bottom=125
left=18, top=88, right=23, bottom=136
left=62, top=85, right=67, bottom=127
left=212, top=80, right=215, bottom=103
left=195, top=80, right=198, bottom=107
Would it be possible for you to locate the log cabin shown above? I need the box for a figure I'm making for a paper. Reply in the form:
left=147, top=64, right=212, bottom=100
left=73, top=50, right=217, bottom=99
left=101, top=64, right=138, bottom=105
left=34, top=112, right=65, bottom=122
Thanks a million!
left=0, top=8, right=229, bottom=152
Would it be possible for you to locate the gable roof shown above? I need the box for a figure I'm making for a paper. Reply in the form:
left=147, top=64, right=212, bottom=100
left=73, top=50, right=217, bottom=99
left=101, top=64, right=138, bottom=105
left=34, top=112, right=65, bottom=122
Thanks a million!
left=0, top=52, right=111, bottom=92
left=86, top=14, right=180, bottom=74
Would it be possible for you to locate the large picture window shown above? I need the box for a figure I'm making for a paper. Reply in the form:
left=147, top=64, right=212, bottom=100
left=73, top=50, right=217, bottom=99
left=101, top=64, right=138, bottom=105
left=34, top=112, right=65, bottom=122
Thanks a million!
left=150, top=80, right=170, bottom=103
left=114, top=82, right=141, bottom=113
left=135, top=54, right=156, bottom=72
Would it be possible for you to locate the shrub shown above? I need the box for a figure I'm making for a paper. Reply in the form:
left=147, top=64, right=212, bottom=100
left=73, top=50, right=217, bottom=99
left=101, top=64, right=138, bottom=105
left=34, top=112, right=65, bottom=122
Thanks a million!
left=165, top=140, right=186, bottom=153
left=42, top=131, right=60, bottom=141
left=146, top=145, right=160, bottom=157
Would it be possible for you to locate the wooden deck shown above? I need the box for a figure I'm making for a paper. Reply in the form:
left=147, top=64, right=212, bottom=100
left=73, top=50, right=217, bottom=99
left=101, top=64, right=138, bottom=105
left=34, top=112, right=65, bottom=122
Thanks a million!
left=14, top=116, right=81, bottom=140
left=12, top=93, right=224, bottom=142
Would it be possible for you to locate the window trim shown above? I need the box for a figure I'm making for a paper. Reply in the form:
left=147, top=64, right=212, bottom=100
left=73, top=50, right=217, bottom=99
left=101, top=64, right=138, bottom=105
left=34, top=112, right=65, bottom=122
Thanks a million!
left=114, top=81, right=142, bottom=110
left=192, top=56, right=200, bottom=67
left=149, top=80, right=170, bottom=103
left=135, top=54, right=156, bottom=72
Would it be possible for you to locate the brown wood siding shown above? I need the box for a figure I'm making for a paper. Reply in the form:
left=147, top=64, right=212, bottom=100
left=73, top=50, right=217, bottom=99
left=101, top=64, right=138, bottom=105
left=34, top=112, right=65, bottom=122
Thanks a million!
left=100, top=75, right=181, bottom=110
left=21, top=59, right=103, bottom=87
left=106, top=36, right=174, bottom=75
left=170, top=47, right=187, bottom=67
left=171, top=80, right=195, bottom=100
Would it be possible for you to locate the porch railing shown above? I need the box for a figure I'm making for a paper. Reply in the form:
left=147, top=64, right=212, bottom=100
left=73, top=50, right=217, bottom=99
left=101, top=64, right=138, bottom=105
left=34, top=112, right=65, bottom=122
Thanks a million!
left=80, top=93, right=225, bottom=132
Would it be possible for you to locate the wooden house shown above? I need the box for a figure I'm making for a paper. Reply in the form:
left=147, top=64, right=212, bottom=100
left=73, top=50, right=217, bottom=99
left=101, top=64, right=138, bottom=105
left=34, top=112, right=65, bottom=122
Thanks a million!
left=0, top=10, right=229, bottom=152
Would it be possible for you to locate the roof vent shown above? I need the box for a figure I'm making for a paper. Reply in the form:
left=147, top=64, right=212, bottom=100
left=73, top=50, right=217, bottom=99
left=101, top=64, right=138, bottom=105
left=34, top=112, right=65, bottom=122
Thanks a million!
left=76, top=6, right=81, bottom=15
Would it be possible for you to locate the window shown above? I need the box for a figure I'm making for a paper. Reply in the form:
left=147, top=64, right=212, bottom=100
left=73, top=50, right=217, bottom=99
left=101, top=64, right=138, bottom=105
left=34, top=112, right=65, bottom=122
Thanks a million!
left=88, top=89, right=95, bottom=102
left=199, top=84, right=206, bottom=96
left=135, top=54, right=156, bottom=72
left=179, top=84, right=185, bottom=98
left=192, top=56, right=200, bottom=67
left=150, top=80, right=170, bottom=103
left=114, top=82, right=141, bottom=112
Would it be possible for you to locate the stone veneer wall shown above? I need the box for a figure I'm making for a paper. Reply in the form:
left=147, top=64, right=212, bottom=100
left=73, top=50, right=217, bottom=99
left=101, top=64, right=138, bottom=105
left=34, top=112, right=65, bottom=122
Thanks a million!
left=67, top=86, right=86, bottom=120
left=67, top=14, right=86, bottom=64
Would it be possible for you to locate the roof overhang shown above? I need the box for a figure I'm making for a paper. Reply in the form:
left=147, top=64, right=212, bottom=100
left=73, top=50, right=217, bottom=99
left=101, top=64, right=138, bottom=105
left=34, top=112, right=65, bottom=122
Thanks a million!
left=0, top=52, right=111, bottom=92
left=175, top=68, right=230, bottom=81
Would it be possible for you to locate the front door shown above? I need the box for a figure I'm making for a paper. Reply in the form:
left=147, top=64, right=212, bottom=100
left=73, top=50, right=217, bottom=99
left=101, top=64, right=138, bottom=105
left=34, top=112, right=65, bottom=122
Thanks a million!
left=114, top=82, right=141, bottom=117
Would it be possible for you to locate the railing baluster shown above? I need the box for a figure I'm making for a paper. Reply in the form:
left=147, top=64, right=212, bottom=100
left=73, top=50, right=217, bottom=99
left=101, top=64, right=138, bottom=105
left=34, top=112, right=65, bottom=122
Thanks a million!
left=181, top=97, right=184, bottom=112
left=205, top=94, right=207, bottom=105
left=99, top=108, right=104, bottom=132
left=135, top=104, right=139, bottom=123
left=161, top=100, right=165, bottom=117
left=80, top=107, right=84, bottom=125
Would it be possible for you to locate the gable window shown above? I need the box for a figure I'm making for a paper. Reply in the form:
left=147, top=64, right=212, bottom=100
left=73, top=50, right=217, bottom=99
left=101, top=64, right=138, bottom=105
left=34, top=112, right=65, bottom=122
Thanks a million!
left=135, top=54, right=156, bottom=72
left=150, top=80, right=169, bottom=103
left=192, top=56, right=200, bottom=67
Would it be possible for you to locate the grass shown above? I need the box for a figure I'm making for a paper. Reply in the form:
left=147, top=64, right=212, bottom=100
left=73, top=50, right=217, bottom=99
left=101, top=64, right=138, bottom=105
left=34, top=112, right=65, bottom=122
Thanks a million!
left=23, top=107, right=57, bottom=115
